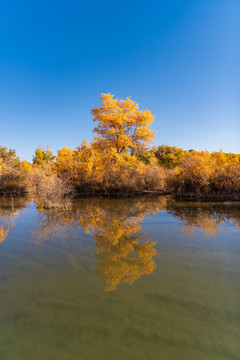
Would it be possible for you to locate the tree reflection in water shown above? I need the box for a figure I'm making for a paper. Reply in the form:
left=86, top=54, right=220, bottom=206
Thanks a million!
left=0, top=225, right=9, bottom=244
left=33, top=198, right=166, bottom=291
left=166, top=201, right=240, bottom=237
left=77, top=199, right=166, bottom=291
left=1, top=197, right=240, bottom=290
left=0, top=197, right=30, bottom=243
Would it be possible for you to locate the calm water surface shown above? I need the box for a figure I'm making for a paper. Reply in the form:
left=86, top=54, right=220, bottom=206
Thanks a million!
left=0, top=197, right=239, bottom=360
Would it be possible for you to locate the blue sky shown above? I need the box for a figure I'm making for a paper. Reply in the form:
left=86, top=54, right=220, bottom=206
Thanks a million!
left=0, top=0, right=239, bottom=161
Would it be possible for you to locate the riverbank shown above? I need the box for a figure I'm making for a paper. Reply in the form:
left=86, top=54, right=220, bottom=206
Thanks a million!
left=1, top=146, right=239, bottom=204
left=174, top=192, right=240, bottom=201
left=0, top=190, right=239, bottom=202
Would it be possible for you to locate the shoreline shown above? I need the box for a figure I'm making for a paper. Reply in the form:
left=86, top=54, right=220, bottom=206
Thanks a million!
left=0, top=190, right=239, bottom=201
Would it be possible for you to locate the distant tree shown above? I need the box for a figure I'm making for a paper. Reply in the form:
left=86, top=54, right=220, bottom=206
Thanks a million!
left=0, top=146, right=20, bottom=167
left=21, top=161, right=32, bottom=172
left=33, top=146, right=55, bottom=165
left=153, top=145, right=185, bottom=169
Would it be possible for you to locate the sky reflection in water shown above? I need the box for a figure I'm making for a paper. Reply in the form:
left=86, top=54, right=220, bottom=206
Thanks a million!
left=1, top=197, right=240, bottom=291
left=0, top=197, right=240, bottom=360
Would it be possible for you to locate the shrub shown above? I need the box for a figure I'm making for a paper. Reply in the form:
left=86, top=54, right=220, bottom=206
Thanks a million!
left=167, top=151, right=240, bottom=197
left=27, top=165, right=74, bottom=208
left=0, top=166, right=28, bottom=195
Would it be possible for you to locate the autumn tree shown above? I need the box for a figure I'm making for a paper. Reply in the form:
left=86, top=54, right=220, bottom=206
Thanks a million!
left=54, top=94, right=166, bottom=195
left=33, top=146, right=55, bottom=165
left=0, top=146, right=28, bottom=195
left=91, top=93, right=155, bottom=154
left=168, top=151, right=240, bottom=195
left=153, top=145, right=185, bottom=169
left=0, top=146, right=20, bottom=167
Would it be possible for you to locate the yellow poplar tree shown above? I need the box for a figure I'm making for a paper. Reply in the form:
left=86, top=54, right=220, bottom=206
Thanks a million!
left=91, top=93, right=155, bottom=154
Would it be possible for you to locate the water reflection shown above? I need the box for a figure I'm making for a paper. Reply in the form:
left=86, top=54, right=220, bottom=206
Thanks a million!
left=0, top=225, right=9, bottom=244
left=0, top=197, right=30, bottom=243
left=0, top=197, right=240, bottom=290
left=32, top=208, right=78, bottom=244
left=166, top=201, right=240, bottom=237
left=33, top=198, right=166, bottom=291
left=77, top=199, right=165, bottom=291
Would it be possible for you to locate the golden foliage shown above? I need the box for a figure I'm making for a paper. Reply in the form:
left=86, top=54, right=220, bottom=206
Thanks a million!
left=32, top=146, right=55, bottom=165
left=56, top=144, right=166, bottom=195
left=0, top=225, right=9, bottom=244
left=76, top=199, right=164, bottom=291
left=21, top=161, right=32, bottom=172
left=1, top=94, right=239, bottom=199
left=166, top=201, right=240, bottom=237
left=91, top=93, right=155, bottom=154
left=54, top=95, right=162, bottom=195
left=168, top=151, right=240, bottom=196
left=152, top=145, right=186, bottom=169
left=31, top=198, right=165, bottom=290
left=0, top=158, right=7, bottom=174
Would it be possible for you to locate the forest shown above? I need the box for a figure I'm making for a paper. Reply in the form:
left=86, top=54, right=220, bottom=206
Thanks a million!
left=1, top=93, right=240, bottom=207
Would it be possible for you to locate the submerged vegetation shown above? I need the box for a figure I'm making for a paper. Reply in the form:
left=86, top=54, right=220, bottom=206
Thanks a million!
left=1, top=94, right=240, bottom=204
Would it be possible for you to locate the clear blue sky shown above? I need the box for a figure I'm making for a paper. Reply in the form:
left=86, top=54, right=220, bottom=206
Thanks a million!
left=0, top=0, right=239, bottom=161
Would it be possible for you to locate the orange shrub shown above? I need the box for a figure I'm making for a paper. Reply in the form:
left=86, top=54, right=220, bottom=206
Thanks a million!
left=168, top=151, right=240, bottom=197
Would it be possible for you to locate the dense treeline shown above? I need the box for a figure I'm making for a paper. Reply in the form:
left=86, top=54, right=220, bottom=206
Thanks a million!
left=1, top=94, right=240, bottom=205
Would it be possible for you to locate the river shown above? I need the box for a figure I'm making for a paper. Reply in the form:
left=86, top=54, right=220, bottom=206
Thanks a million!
left=0, top=197, right=239, bottom=360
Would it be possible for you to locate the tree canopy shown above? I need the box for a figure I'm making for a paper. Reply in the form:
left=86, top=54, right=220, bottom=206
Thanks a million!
left=91, top=93, right=155, bottom=154
left=153, top=145, right=185, bottom=169
left=33, top=146, right=55, bottom=165
left=0, top=146, right=20, bottom=167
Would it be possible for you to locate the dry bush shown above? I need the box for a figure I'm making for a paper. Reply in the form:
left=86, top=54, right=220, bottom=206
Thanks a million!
left=27, top=165, right=74, bottom=208
left=141, top=162, right=166, bottom=190
left=167, top=152, right=240, bottom=197
left=90, top=161, right=166, bottom=196
left=0, top=166, right=28, bottom=195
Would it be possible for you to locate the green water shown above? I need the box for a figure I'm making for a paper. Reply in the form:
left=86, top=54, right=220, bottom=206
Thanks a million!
left=0, top=197, right=239, bottom=360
